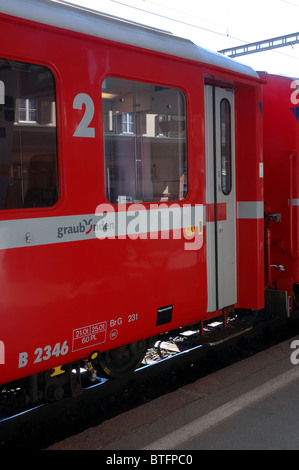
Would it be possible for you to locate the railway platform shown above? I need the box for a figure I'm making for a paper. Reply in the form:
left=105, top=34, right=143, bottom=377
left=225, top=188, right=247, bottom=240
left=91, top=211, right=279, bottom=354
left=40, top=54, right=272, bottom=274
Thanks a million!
left=46, top=334, right=299, bottom=450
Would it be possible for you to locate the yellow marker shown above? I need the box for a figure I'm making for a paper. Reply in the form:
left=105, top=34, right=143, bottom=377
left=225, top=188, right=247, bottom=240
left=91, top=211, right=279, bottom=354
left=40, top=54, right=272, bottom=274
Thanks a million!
left=185, top=226, right=195, bottom=237
left=186, top=220, right=203, bottom=237
left=50, top=365, right=65, bottom=377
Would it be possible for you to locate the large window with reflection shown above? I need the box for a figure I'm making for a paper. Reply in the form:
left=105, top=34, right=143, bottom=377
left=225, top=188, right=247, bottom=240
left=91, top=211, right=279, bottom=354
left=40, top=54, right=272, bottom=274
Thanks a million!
left=0, top=59, right=58, bottom=209
left=102, top=78, right=187, bottom=203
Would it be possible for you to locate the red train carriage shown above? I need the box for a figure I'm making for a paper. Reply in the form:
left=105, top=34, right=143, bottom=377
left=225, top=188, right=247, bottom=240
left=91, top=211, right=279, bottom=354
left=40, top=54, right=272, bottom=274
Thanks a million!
left=260, top=72, right=299, bottom=313
left=0, top=0, right=263, bottom=401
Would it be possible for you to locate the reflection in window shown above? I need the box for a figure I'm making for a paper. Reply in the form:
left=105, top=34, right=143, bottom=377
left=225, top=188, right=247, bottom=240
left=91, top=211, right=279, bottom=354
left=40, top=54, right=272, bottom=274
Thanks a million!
left=220, top=98, right=232, bottom=195
left=122, top=113, right=134, bottom=134
left=0, top=59, right=58, bottom=209
left=102, top=78, right=187, bottom=203
left=18, top=98, right=37, bottom=123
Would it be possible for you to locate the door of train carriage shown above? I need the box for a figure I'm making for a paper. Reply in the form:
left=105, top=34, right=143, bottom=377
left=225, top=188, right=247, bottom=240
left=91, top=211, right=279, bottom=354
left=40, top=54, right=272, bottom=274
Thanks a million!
left=204, top=85, right=237, bottom=312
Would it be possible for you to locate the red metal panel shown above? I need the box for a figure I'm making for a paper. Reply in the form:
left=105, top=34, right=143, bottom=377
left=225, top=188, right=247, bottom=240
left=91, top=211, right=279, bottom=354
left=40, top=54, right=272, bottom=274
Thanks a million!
left=206, top=203, right=227, bottom=222
left=235, top=86, right=264, bottom=310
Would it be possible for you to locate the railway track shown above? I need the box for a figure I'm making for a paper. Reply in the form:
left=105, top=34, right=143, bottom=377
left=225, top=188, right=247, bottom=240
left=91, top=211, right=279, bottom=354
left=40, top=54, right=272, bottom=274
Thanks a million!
left=1, top=310, right=299, bottom=449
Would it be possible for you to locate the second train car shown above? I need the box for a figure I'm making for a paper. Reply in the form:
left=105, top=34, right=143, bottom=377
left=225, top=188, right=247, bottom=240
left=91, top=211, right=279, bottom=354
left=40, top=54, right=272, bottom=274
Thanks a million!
left=261, top=72, right=299, bottom=314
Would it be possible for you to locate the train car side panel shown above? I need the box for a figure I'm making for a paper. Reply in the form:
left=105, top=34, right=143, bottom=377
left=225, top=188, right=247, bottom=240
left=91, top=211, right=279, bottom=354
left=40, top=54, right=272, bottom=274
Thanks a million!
left=0, top=4, right=264, bottom=388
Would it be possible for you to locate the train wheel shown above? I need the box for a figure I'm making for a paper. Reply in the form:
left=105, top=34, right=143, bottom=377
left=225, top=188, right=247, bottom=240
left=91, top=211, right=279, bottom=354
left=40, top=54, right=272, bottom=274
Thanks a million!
left=97, top=340, right=147, bottom=378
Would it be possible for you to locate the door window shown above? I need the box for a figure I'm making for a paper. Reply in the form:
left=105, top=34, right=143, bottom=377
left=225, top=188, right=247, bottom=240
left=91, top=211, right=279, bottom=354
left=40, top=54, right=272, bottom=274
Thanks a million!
left=220, top=98, right=232, bottom=195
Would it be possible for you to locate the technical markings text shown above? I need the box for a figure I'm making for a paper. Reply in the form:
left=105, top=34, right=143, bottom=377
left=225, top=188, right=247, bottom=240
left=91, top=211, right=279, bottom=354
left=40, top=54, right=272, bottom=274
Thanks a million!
left=72, top=322, right=107, bottom=352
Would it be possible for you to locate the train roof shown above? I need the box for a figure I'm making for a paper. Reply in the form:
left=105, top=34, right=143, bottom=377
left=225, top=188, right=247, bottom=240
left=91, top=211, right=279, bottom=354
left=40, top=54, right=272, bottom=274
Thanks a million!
left=0, top=0, right=259, bottom=80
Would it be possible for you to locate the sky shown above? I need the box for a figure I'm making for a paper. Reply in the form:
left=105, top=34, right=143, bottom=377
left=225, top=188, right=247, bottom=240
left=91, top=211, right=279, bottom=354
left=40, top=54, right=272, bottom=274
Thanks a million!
left=62, top=0, right=299, bottom=77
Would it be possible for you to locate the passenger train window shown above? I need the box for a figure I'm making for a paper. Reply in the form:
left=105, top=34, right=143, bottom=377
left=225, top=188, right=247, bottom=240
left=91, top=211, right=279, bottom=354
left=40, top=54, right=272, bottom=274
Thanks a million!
left=220, top=98, right=232, bottom=195
left=102, top=78, right=187, bottom=203
left=0, top=59, right=58, bottom=209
